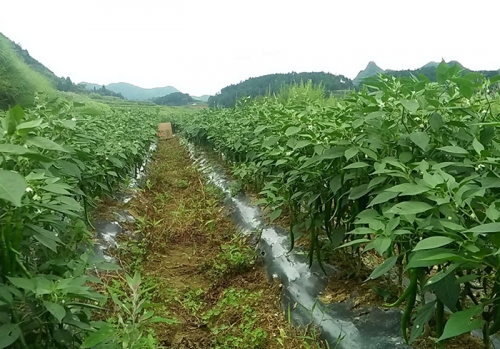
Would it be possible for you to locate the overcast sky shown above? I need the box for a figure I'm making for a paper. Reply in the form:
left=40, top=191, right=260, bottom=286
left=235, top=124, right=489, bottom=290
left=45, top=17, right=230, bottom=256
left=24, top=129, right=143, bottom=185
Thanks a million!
left=0, top=0, right=498, bottom=96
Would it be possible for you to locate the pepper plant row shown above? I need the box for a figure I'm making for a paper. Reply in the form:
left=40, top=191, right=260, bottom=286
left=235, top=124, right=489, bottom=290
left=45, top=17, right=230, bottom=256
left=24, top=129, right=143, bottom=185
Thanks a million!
left=171, top=63, right=500, bottom=346
left=0, top=97, right=160, bottom=347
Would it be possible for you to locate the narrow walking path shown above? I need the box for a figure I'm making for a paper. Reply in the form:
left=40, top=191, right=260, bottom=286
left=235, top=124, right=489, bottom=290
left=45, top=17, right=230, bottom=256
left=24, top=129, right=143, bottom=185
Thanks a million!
left=99, top=137, right=325, bottom=348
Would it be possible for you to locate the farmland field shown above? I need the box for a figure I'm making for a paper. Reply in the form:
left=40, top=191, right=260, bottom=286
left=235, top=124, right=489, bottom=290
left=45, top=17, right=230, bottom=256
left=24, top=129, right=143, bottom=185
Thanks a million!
left=2, top=61, right=500, bottom=349
left=169, top=64, right=500, bottom=348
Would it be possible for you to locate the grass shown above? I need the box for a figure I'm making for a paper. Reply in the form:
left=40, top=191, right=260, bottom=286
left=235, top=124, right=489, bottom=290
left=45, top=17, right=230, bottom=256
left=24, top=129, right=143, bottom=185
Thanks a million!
left=0, top=33, right=55, bottom=109
left=97, top=137, right=328, bottom=348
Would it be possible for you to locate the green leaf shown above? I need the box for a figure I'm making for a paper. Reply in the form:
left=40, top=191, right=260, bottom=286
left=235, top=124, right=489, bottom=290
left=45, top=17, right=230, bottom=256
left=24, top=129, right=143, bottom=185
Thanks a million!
left=27, top=137, right=69, bottom=152
left=0, top=144, right=34, bottom=155
left=429, top=112, right=443, bottom=131
left=150, top=316, right=178, bottom=324
left=27, top=224, right=62, bottom=243
left=372, top=236, right=391, bottom=255
left=0, top=324, right=21, bottom=349
left=55, top=196, right=82, bottom=211
left=60, top=120, right=76, bottom=129
left=387, top=183, right=429, bottom=196
left=409, top=131, right=430, bottom=151
left=436, top=61, right=450, bottom=84
left=406, top=249, right=460, bottom=269
left=43, top=301, right=66, bottom=323
left=349, top=184, right=371, bottom=200
left=368, top=191, right=398, bottom=207
left=7, top=277, right=36, bottom=293
left=107, top=156, right=123, bottom=168
left=360, top=147, right=378, bottom=160
left=294, top=140, right=311, bottom=149
left=486, top=204, right=500, bottom=221
left=0, top=170, right=28, bottom=207
left=344, top=147, right=359, bottom=161
left=400, top=100, right=419, bottom=113
left=34, top=233, right=59, bottom=252
left=368, top=176, right=386, bottom=189
left=16, top=119, right=43, bottom=130
left=329, top=175, right=342, bottom=194
left=81, top=324, right=114, bottom=348
left=254, top=125, right=268, bottom=134
left=262, top=136, right=280, bottom=148
left=425, top=264, right=459, bottom=287
left=438, top=306, right=484, bottom=341
left=269, top=209, right=282, bottom=223
left=57, top=160, right=82, bottom=179
left=437, top=146, right=469, bottom=155
left=440, top=220, right=465, bottom=231
left=399, top=151, right=413, bottom=163
left=368, top=256, right=397, bottom=280
left=409, top=301, right=436, bottom=343
left=472, top=137, right=484, bottom=155
left=422, top=171, right=443, bottom=188
left=41, top=183, right=72, bottom=195
left=53, top=329, right=73, bottom=345
left=387, top=201, right=433, bottom=215
left=4, top=105, right=24, bottom=135
left=480, top=126, right=495, bottom=146
left=343, top=162, right=369, bottom=169
left=337, top=238, right=371, bottom=249
left=275, top=159, right=287, bottom=166
left=465, top=222, right=500, bottom=235
left=285, top=126, right=301, bottom=136
left=413, top=236, right=455, bottom=251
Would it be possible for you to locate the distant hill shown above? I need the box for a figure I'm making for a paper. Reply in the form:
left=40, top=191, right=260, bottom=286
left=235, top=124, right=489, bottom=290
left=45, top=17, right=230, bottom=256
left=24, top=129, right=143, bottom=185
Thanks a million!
left=209, top=72, right=354, bottom=108
left=0, top=33, right=56, bottom=108
left=152, top=92, right=195, bottom=106
left=353, top=60, right=500, bottom=85
left=192, top=95, right=211, bottom=102
left=353, top=61, right=384, bottom=85
left=0, top=32, right=94, bottom=109
left=81, top=82, right=179, bottom=100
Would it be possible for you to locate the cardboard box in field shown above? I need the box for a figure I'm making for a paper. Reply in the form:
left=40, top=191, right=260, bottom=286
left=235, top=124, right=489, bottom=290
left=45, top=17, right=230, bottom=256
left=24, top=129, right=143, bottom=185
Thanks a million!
left=158, top=122, right=173, bottom=139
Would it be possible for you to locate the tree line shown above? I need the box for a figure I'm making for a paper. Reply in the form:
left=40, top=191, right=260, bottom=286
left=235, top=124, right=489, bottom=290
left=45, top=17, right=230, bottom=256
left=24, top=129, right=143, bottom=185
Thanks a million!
left=208, top=72, right=354, bottom=108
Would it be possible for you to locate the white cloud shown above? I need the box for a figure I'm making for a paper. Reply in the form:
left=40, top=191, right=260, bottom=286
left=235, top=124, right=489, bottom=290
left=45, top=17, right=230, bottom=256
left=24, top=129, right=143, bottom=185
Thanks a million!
left=0, top=0, right=498, bottom=95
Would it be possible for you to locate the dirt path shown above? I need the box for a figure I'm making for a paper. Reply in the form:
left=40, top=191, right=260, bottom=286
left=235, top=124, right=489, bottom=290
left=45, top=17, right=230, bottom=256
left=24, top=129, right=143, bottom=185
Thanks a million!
left=99, top=138, right=325, bottom=348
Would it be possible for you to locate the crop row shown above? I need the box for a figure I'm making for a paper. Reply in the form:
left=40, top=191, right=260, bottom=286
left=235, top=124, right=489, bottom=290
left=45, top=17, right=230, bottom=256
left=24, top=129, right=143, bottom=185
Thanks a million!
left=171, top=63, right=500, bottom=346
left=0, top=98, right=159, bottom=347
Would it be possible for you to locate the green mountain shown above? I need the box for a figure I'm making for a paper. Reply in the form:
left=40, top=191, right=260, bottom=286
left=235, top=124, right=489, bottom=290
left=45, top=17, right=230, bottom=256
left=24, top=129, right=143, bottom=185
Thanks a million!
left=421, top=61, right=439, bottom=69
left=353, top=60, right=499, bottom=85
left=192, top=95, right=211, bottom=102
left=81, top=82, right=179, bottom=100
left=0, top=33, right=56, bottom=109
left=152, top=92, right=195, bottom=106
left=353, top=61, right=385, bottom=85
left=209, top=72, right=354, bottom=108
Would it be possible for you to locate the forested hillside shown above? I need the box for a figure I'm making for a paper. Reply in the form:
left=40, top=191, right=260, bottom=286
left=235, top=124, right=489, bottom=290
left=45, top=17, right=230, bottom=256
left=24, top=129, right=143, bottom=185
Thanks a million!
left=0, top=33, right=55, bottom=108
left=82, top=82, right=180, bottom=100
left=152, top=92, right=195, bottom=106
left=208, top=72, right=353, bottom=108
left=354, top=60, right=500, bottom=85
left=0, top=33, right=125, bottom=108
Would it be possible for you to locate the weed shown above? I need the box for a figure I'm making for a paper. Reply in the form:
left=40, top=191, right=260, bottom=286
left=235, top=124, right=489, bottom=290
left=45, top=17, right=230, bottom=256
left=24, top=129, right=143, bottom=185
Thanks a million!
left=206, top=234, right=256, bottom=278
left=203, top=287, right=267, bottom=349
left=229, top=180, right=243, bottom=196
left=176, top=288, right=207, bottom=318
left=174, top=179, right=190, bottom=189
left=83, top=273, right=177, bottom=348
left=205, top=183, right=226, bottom=203
left=117, top=239, right=146, bottom=273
